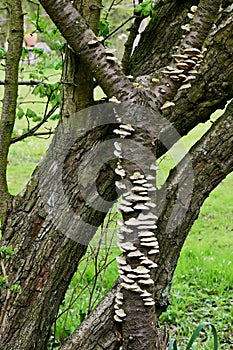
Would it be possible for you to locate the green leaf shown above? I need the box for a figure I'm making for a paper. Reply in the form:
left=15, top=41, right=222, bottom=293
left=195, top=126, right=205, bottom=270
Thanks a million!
left=50, top=114, right=60, bottom=121
left=26, top=108, right=37, bottom=119
left=134, top=3, right=143, bottom=15
left=21, top=47, right=29, bottom=60
left=134, top=0, right=155, bottom=18
left=32, top=115, right=42, bottom=122
left=11, top=284, right=21, bottom=293
left=0, top=245, right=14, bottom=259
left=0, top=47, right=6, bottom=58
left=186, top=322, right=218, bottom=350
left=168, top=338, right=178, bottom=350
left=168, top=322, right=218, bottom=350
left=30, top=12, right=48, bottom=32
left=142, top=3, right=153, bottom=17
left=17, top=107, right=25, bottom=120
left=0, top=276, right=8, bottom=287
left=32, top=83, right=45, bottom=97
left=99, top=19, right=110, bottom=38
left=31, top=48, right=45, bottom=56
left=50, top=41, right=63, bottom=51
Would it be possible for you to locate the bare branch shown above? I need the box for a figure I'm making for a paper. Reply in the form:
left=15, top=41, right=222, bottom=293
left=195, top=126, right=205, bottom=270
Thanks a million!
left=39, top=0, right=137, bottom=101
left=151, top=0, right=222, bottom=108
left=0, top=80, right=45, bottom=86
left=103, top=16, right=135, bottom=42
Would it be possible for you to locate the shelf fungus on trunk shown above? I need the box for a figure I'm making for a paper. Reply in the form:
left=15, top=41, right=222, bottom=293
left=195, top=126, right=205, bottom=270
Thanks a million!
left=112, top=115, right=160, bottom=328
left=158, top=3, right=205, bottom=113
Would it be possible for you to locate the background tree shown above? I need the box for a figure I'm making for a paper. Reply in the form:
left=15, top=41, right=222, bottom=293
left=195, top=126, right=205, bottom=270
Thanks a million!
left=0, top=0, right=232, bottom=349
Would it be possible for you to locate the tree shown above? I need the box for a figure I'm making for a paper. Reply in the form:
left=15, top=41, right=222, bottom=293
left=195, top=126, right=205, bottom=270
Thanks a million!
left=0, top=0, right=232, bottom=349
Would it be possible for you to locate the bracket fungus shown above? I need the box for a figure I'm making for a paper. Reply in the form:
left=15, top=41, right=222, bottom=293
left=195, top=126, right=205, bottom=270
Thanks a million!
left=134, top=203, right=149, bottom=210
left=115, top=302, right=126, bottom=315
left=115, top=168, right=126, bottom=177
left=127, top=250, right=144, bottom=258
left=118, top=242, right=137, bottom=251
left=178, top=83, right=192, bottom=90
left=87, top=39, right=99, bottom=46
left=114, top=315, right=123, bottom=322
left=113, top=129, right=131, bottom=137
left=138, top=231, right=155, bottom=237
left=116, top=256, right=127, bottom=265
left=106, top=55, right=118, bottom=62
left=144, top=301, right=155, bottom=306
left=133, top=266, right=150, bottom=274
left=113, top=123, right=160, bottom=317
left=125, top=194, right=150, bottom=202
left=130, top=172, right=145, bottom=180
left=161, top=101, right=175, bottom=110
left=190, top=5, right=198, bottom=12
left=140, top=290, right=152, bottom=297
left=138, top=278, right=154, bottom=285
left=119, top=124, right=135, bottom=132
left=148, top=249, right=160, bottom=254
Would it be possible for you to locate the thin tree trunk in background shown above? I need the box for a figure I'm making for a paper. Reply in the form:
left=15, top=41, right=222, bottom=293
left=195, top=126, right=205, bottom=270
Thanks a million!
left=0, top=0, right=23, bottom=222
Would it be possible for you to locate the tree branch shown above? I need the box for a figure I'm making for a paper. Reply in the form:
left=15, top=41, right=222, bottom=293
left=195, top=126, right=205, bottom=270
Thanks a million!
left=150, top=0, right=222, bottom=108
left=39, top=0, right=138, bottom=102
left=103, top=15, right=135, bottom=42
left=0, top=80, right=43, bottom=86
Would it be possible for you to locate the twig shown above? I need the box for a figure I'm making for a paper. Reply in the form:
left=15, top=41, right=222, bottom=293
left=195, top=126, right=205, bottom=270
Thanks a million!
left=56, top=250, right=118, bottom=320
left=0, top=80, right=44, bottom=86
left=104, top=0, right=124, bottom=20
left=30, top=131, right=54, bottom=138
left=0, top=260, right=12, bottom=330
left=0, top=259, right=7, bottom=277
left=105, top=0, right=116, bottom=20
left=10, top=103, right=59, bottom=144
left=103, top=16, right=135, bottom=42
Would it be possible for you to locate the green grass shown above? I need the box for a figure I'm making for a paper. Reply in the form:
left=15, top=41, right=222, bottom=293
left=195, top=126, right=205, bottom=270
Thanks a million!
left=160, top=173, right=233, bottom=348
left=7, top=136, right=52, bottom=194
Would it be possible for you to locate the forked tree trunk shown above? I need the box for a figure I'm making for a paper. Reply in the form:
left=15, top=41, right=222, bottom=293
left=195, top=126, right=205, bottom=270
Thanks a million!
left=0, top=0, right=232, bottom=349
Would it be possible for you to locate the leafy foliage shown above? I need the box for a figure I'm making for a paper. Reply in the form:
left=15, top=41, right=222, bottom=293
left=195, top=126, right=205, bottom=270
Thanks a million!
left=0, top=245, right=21, bottom=293
left=134, top=0, right=155, bottom=18
left=32, top=82, right=62, bottom=106
left=99, top=19, right=110, bottom=37
left=0, top=47, right=6, bottom=58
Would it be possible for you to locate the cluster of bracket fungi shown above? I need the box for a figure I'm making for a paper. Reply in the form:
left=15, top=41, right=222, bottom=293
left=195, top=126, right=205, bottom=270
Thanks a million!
left=160, top=5, right=204, bottom=111
left=113, top=119, right=159, bottom=323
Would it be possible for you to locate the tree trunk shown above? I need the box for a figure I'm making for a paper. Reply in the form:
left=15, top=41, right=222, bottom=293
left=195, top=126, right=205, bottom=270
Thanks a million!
left=59, top=101, right=233, bottom=350
left=0, top=0, right=232, bottom=349
left=0, top=0, right=23, bottom=221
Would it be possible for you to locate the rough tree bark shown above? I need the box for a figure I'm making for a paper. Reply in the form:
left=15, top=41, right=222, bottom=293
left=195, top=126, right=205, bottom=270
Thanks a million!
left=0, top=0, right=232, bottom=349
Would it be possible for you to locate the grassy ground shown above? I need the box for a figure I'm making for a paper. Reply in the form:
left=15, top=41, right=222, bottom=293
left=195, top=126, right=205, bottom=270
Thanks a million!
left=160, top=173, right=233, bottom=348
left=1, top=69, right=232, bottom=349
